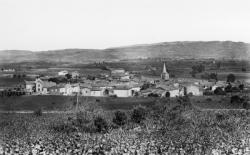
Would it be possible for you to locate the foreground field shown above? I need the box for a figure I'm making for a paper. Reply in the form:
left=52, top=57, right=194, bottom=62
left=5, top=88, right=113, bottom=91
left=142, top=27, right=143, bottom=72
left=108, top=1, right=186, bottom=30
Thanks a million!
left=0, top=97, right=249, bottom=154
left=0, top=96, right=159, bottom=111
left=0, top=95, right=247, bottom=113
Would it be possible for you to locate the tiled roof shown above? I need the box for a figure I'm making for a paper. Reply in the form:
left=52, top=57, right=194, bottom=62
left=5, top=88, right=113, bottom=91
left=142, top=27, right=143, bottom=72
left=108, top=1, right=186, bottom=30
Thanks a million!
left=25, top=80, right=35, bottom=85
left=113, top=85, right=131, bottom=90
left=91, top=87, right=102, bottom=91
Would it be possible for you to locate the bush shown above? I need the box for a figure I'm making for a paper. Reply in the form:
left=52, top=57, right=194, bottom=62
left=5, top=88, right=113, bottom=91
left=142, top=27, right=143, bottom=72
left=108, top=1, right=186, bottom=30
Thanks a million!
left=52, top=123, right=77, bottom=134
left=94, top=116, right=108, bottom=133
left=214, top=87, right=226, bottom=95
left=230, top=95, right=241, bottom=104
left=227, top=74, right=236, bottom=83
left=131, top=105, right=147, bottom=123
left=34, top=108, right=42, bottom=116
left=113, top=111, right=127, bottom=126
left=242, top=67, right=246, bottom=72
left=76, top=111, right=92, bottom=125
left=242, top=101, right=249, bottom=109
left=206, top=98, right=212, bottom=102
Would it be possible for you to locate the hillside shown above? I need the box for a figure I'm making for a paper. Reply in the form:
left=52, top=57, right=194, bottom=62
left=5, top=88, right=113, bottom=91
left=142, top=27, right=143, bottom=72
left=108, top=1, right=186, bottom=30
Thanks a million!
left=0, top=41, right=249, bottom=63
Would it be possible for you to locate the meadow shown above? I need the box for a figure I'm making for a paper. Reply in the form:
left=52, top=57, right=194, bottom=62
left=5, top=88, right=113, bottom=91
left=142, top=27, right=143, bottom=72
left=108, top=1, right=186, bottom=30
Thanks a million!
left=0, top=96, right=158, bottom=111
left=0, top=94, right=246, bottom=112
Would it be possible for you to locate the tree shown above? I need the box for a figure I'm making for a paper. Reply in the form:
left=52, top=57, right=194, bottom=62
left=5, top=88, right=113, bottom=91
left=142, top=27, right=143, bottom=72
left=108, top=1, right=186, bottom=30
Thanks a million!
left=113, top=111, right=127, bottom=126
left=216, top=62, right=221, bottom=69
left=225, top=84, right=232, bottom=93
left=239, top=84, right=244, bottom=91
left=131, top=105, right=147, bottom=123
left=65, top=73, right=72, bottom=79
left=191, top=64, right=205, bottom=74
left=243, top=101, right=249, bottom=109
left=214, top=87, right=226, bottom=95
left=227, top=74, right=236, bottom=83
left=141, top=83, right=153, bottom=90
left=230, top=95, right=241, bottom=104
left=34, top=108, right=42, bottom=116
left=94, top=116, right=108, bottom=133
left=209, top=73, right=218, bottom=81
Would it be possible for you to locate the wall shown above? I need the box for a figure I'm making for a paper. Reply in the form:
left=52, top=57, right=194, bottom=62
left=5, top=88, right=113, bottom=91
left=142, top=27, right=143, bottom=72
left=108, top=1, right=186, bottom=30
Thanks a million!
left=113, top=89, right=132, bottom=97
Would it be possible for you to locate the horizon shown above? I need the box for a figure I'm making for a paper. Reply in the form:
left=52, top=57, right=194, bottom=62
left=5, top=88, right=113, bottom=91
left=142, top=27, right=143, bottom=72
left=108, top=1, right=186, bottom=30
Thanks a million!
left=1, top=40, right=249, bottom=52
left=1, top=0, right=250, bottom=51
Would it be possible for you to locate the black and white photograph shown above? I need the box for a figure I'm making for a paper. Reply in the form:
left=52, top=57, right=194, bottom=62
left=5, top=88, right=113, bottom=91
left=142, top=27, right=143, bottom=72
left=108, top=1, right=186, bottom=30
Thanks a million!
left=0, top=0, right=250, bottom=154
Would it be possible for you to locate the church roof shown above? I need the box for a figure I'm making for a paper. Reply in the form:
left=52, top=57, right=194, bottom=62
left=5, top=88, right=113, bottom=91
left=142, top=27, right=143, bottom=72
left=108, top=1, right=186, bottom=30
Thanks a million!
left=162, top=63, right=167, bottom=73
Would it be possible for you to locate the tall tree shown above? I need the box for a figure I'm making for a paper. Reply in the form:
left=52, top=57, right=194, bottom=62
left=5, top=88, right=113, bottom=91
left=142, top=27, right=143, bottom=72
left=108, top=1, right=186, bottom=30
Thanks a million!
left=227, top=74, right=236, bottom=83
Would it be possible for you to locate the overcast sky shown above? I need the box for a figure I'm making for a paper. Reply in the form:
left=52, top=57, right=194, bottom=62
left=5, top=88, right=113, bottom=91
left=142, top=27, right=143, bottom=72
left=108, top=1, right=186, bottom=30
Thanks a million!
left=0, top=0, right=250, bottom=51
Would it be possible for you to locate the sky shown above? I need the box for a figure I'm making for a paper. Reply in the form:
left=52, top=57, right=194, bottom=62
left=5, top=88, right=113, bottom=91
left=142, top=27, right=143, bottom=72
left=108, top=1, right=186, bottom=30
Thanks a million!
left=0, top=0, right=250, bottom=51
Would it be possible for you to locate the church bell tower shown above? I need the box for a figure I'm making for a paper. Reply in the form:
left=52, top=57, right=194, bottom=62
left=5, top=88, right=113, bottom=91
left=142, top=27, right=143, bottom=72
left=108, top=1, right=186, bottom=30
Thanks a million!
left=161, top=62, right=169, bottom=81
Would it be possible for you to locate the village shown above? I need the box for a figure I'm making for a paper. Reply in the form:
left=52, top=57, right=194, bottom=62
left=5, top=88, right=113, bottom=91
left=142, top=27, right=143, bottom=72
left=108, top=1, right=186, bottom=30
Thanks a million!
left=0, top=62, right=248, bottom=98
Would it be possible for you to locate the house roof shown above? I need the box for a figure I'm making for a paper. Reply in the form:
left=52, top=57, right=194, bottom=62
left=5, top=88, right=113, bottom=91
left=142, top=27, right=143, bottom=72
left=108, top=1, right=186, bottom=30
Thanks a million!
left=91, top=87, right=102, bottom=91
left=79, top=83, right=91, bottom=88
left=109, top=68, right=125, bottom=71
left=42, top=81, right=57, bottom=88
left=36, top=79, right=56, bottom=88
left=25, top=80, right=35, bottom=85
left=156, top=84, right=179, bottom=91
left=113, top=85, right=131, bottom=90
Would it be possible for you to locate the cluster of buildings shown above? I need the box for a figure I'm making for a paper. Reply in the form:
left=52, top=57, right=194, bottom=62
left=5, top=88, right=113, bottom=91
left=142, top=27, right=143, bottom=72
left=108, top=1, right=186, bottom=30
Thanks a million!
left=24, top=68, right=141, bottom=97
left=2, top=63, right=247, bottom=98
left=22, top=63, right=209, bottom=98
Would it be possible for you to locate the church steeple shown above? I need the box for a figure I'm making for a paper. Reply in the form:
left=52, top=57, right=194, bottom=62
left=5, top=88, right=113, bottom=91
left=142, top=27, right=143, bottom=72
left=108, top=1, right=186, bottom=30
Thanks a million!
left=162, top=62, right=167, bottom=73
left=161, top=62, right=169, bottom=81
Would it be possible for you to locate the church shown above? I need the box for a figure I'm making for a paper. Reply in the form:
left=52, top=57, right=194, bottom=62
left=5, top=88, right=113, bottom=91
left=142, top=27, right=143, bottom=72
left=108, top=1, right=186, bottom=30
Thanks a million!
left=161, top=62, right=169, bottom=81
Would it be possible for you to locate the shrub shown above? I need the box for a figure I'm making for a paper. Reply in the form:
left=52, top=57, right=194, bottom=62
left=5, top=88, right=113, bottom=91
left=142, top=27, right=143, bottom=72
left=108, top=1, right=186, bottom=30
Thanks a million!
left=227, top=74, right=236, bottom=83
left=113, top=111, right=127, bottom=126
left=131, top=105, right=147, bottom=123
left=206, top=98, right=212, bottom=102
left=214, top=87, right=226, bottom=95
left=241, top=67, right=246, bottom=72
left=230, top=95, right=241, bottom=104
left=76, top=111, right=92, bottom=125
left=148, top=93, right=159, bottom=97
left=225, top=84, right=232, bottom=93
left=34, top=108, right=42, bottom=116
left=242, top=101, right=249, bottom=109
left=94, top=116, right=108, bottom=133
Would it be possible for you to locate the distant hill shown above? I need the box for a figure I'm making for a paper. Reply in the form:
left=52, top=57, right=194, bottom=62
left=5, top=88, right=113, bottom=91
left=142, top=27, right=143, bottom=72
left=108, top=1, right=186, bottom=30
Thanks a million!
left=0, top=41, right=249, bottom=63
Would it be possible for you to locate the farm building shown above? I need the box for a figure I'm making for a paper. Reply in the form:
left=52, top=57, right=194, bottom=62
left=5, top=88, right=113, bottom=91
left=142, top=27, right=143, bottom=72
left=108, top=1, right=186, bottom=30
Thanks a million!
left=35, top=78, right=56, bottom=94
left=71, top=71, right=80, bottom=79
left=25, top=81, right=35, bottom=93
left=90, top=87, right=104, bottom=97
left=48, top=86, right=62, bottom=95
left=59, top=83, right=80, bottom=96
left=81, top=87, right=91, bottom=96
left=112, top=86, right=133, bottom=97
left=184, top=84, right=203, bottom=96
left=58, top=70, right=68, bottom=76
left=110, top=68, right=126, bottom=74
